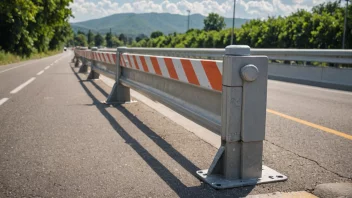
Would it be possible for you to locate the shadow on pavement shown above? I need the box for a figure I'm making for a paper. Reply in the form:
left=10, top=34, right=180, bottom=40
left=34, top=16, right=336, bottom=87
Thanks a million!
left=69, top=65, right=255, bottom=197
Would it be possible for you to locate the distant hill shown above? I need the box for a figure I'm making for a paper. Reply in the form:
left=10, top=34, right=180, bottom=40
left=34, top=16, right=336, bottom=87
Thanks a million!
left=71, top=13, right=249, bottom=37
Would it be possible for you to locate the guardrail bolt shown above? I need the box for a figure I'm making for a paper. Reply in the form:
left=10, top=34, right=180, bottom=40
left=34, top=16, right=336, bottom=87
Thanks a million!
left=240, top=64, right=259, bottom=82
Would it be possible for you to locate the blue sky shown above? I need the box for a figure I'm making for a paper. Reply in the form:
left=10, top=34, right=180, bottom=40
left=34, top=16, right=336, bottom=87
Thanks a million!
left=70, top=0, right=334, bottom=22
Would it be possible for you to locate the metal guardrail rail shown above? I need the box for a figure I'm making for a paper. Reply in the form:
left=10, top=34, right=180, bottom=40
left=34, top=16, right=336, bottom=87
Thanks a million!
left=73, top=45, right=290, bottom=189
left=87, top=47, right=352, bottom=65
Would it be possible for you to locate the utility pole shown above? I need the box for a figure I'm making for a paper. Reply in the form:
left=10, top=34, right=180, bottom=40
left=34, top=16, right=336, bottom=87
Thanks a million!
left=187, top=10, right=190, bottom=31
left=343, top=0, right=349, bottom=49
left=231, top=0, right=236, bottom=45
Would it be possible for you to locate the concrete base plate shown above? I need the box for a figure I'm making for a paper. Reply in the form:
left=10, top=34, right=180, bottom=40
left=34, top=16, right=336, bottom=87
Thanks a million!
left=196, top=165, right=287, bottom=189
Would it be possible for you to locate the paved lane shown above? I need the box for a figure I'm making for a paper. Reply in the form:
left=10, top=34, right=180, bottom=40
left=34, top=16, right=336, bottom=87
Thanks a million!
left=0, top=52, right=70, bottom=100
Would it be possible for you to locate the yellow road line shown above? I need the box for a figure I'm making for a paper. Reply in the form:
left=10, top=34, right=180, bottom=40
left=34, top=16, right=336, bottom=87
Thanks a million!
left=267, top=109, right=352, bottom=141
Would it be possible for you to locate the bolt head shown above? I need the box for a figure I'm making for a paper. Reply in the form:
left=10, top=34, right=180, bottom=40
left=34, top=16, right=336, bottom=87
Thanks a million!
left=241, top=64, right=259, bottom=82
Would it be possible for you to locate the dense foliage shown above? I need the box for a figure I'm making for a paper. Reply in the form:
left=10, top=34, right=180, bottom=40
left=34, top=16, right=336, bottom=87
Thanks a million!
left=204, top=13, right=226, bottom=31
left=0, top=0, right=74, bottom=57
left=131, top=1, right=351, bottom=49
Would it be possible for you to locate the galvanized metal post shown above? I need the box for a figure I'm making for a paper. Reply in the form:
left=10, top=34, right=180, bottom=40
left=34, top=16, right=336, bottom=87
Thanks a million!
left=78, top=57, right=88, bottom=73
left=74, top=56, right=80, bottom=67
left=87, top=47, right=100, bottom=80
left=106, top=47, right=131, bottom=104
left=197, top=45, right=286, bottom=189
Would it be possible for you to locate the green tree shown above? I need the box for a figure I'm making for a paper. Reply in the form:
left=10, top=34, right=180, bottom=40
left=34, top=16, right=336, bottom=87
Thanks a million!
left=74, top=33, right=87, bottom=46
left=111, top=36, right=123, bottom=47
left=94, top=33, right=104, bottom=47
left=87, top=30, right=95, bottom=47
left=119, top=33, right=127, bottom=44
left=0, top=0, right=73, bottom=57
left=136, top=34, right=148, bottom=42
left=106, top=32, right=113, bottom=48
left=204, top=13, right=226, bottom=31
left=150, top=31, right=164, bottom=39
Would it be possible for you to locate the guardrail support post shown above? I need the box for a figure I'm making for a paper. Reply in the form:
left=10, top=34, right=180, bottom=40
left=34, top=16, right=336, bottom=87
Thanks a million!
left=79, top=57, right=88, bottom=73
left=106, top=47, right=131, bottom=104
left=74, top=56, right=80, bottom=67
left=87, top=47, right=100, bottom=80
left=196, top=45, right=287, bottom=189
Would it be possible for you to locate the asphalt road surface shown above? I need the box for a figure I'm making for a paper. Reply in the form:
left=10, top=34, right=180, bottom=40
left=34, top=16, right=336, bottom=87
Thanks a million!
left=0, top=51, right=351, bottom=197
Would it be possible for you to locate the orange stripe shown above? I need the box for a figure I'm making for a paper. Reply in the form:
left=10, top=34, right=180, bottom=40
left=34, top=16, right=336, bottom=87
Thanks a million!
left=106, top=53, right=112, bottom=63
left=119, top=54, right=124, bottom=66
left=150, top=56, right=162, bottom=75
left=164, top=58, right=178, bottom=80
left=201, top=60, right=222, bottom=91
left=139, top=56, right=149, bottom=72
left=102, top=53, right=107, bottom=63
left=180, top=59, right=200, bottom=85
left=98, top=53, right=103, bottom=62
left=132, top=55, right=140, bottom=70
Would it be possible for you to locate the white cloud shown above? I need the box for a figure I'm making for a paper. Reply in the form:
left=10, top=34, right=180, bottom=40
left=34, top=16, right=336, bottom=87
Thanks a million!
left=69, top=0, right=333, bottom=22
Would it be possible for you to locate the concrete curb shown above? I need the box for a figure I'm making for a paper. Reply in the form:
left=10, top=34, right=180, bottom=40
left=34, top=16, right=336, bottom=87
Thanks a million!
left=246, top=191, right=317, bottom=198
left=313, top=183, right=352, bottom=198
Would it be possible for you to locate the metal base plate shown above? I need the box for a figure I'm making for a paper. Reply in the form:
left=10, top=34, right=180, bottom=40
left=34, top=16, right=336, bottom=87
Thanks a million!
left=196, top=165, right=287, bottom=189
left=102, top=100, right=138, bottom=105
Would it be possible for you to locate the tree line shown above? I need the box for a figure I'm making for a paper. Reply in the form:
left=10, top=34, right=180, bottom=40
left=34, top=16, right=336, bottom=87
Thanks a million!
left=71, top=1, right=351, bottom=50
left=131, top=1, right=351, bottom=49
left=0, top=0, right=73, bottom=57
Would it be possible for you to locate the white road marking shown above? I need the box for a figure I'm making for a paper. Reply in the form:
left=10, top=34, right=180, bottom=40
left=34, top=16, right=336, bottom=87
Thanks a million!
left=37, top=70, right=44, bottom=75
left=0, top=98, right=9, bottom=106
left=10, top=77, right=36, bottom=94
left=0, top=62, right=37, bottom=74
left=0, top=54, right=64, bottom=74
left=44, top=66, right=50, bottom=70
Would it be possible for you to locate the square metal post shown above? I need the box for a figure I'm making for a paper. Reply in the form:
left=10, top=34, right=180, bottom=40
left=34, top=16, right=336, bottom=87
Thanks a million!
left=106, top=47, right=131, bottom=104
left=87, top=47, right=100, bottom=80
left=196, top=45, right=287, bottom=189
left=78, top=57, right=88, bottom=73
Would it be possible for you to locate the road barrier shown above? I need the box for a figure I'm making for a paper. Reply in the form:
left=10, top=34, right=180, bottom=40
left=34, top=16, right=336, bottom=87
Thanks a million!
left=74, top=45, right=287, bottom=189
left=100, top=47, right=352, bottom=90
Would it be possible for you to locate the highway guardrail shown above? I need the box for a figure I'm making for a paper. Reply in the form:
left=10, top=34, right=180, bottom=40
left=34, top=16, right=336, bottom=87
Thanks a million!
left=74, top=45, right=287, bottom=189
left=85, top=47, right=352, bottom=90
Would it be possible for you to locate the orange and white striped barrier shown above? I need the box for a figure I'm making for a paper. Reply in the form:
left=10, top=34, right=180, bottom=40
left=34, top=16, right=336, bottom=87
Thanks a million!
left=120, top=53, right=223, bottom=92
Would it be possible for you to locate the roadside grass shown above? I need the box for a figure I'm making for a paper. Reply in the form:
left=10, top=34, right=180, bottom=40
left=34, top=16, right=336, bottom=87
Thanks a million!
left=0, top=50, right=62, bottom=66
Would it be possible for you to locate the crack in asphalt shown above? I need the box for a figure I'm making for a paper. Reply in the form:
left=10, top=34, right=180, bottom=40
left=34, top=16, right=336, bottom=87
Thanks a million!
left=264, top=139, right=352, bottom=181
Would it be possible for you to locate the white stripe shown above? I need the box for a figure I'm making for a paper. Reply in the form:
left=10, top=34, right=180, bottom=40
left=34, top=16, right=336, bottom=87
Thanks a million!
left=44, top=66, right=50, bottom=70
left=216, top=61, right=223, bottom=75
left=101, top=53, right=107, bottom=63
left=0, top=98, right=9, bottom=106
left=144, top=56, right=155, bottom=74
left=0, top=61, right=37, bottom=74
left=156, top=57, right=170, bottom=78
left=172, top=59, right=188, bottom=83
left=109, top=54, right=115, bottom=64
left=103, top=53, right=110, bottom=64
left=128, top=55, right=136, bottom=69
left=123, top=54, right=131, bottom=67
left=10, top=77, right=36, bottom=94
left=97, top=53, right=102, bottom=62
left=135, top=55, right=144, bottom=71
left=191, top=60, right=211, bottom=89
left=97, top=53, right=101, bottom=62
left=37, top=70, right=44, bottom=75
